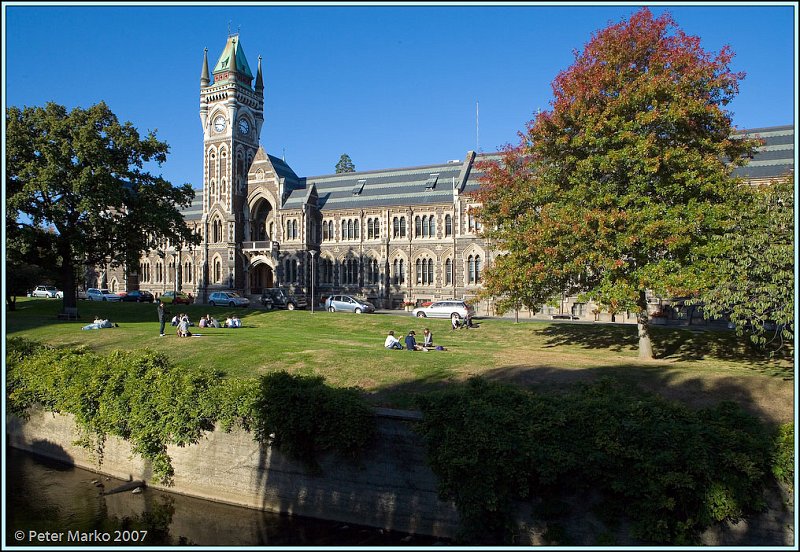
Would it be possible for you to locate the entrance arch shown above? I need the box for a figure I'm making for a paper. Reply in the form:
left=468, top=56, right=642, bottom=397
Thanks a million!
left=247, top=256, right=275, bottom=295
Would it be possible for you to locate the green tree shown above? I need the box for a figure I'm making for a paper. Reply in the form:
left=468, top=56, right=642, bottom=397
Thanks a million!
left=6, top=102, right=199, bottom=313
left=474, top=8, right=758, bottom=359
left=335, top=153, right=356, bottom=173
left=693, top=173, right=794, bottom=353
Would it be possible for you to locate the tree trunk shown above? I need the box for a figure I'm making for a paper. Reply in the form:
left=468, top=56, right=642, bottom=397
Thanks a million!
left=59, top=240, right=78, bottom=314
left=6, top=295, right=17, bottom=311
left=637, top=290, right=654, bottom=360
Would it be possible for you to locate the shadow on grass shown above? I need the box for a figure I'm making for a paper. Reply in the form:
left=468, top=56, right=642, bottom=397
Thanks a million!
left=535, top=323, right=793, bottom=378
left=373, top=359, right=793, bottom=426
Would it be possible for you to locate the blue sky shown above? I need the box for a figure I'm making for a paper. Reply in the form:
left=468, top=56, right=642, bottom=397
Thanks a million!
left=4, top=2, right=797, bottom=190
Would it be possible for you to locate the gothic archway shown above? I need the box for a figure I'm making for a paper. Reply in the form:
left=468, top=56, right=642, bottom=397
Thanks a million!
left=248, top=261, right=274, bottom=295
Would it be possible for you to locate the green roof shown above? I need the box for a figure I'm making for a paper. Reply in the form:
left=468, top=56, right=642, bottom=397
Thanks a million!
left=212, top=35, right=253, bottom=79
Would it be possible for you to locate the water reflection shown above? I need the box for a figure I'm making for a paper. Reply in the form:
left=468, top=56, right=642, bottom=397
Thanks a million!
left=6, top=447, right=445, bottom=546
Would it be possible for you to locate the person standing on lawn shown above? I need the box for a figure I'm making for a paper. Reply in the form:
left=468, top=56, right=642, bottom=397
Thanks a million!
left=157, top=301, right=167, bottom=337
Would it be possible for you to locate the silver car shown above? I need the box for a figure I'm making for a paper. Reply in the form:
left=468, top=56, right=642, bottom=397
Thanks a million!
left=208, top=291, right=250, bottom=307
left=31, top=285, right=63, bottom=298
left=412, top=300, right=474, bottom=320
left=86, top=288, right=122, bottom=302
left=324, top=295, right=375, bottom=314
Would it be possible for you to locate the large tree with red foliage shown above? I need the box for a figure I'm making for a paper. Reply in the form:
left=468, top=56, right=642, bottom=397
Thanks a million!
left=474, top=8, right=759, bottom=359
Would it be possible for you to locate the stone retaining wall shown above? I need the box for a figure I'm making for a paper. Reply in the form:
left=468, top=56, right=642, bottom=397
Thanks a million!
left=7, top=407, right=794, bottom=546
left=6, top=406, right=460, bottom=540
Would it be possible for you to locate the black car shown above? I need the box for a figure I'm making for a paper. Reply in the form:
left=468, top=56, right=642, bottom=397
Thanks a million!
left=260, top=288, right=307, bottom=311
left=120, top=290, right=155, bottom=303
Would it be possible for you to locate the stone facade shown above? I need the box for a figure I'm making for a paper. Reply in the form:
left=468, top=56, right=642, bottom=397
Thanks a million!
left=97, top=35, right=794, bottom=320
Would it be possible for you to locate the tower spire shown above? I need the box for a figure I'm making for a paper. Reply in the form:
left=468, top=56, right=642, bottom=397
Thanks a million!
left=200, top=48, right=210, bottom=87
left=229, top=37, right=237, bottom=79
left=255, top=55, right=264, bottom=93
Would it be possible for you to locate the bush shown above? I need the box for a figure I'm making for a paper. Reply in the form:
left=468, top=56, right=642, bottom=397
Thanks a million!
left=7, top=339, right=226, bottom=484
left=772, top=422, right=794, bottom=490
left=252, top=371, right=376, bottom=470
left=415, top=376, right=775, bottom=545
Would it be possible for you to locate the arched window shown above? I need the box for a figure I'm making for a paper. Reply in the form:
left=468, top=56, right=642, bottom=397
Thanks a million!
left=416, top=258, right=434, bottom=285
left=323, top=221, right=330, bottom=241
left=373, top=219, right=380, bottom=239
left=347, top=219, right=354, bottom=240
left=445, top=214, right=452, bottom=237
left=415, top=216, right=422, bottom=238
left=321, top=258, right=333, bottom=284
left=392, top=258, right=405, bottom=285
left=367, top=258, right=379, bottom=284
left=399, top=217, right=406, bottom=238
left=393, top=217, right=399, bottom=238
left=445, top=258, right=453, bottom=285
left=214, top=259, right=221, bottom=283
left=285, top=258, right=298, bottom=283
left=468, top=255, right=475, bottom=284
left=354, top=219, right=359, bottom=240
left=428, top=215, right=436, bottom=237
left=468, top=255, right=482, bottom=284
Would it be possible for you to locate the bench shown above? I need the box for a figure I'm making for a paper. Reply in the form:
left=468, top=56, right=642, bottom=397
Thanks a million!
left=57, top=307, right=79, bottom=321
left=551, top=314, right=578, bottom=320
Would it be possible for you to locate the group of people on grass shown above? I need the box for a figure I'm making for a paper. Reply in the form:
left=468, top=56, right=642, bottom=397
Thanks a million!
left=156, top=301, right=242, bottom=337
left=385, top=328, right=443, bottom=351
left=81, top=316, right=117, bottom=330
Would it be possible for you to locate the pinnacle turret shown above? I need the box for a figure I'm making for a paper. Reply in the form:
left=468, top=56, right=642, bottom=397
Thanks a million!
left=255, top=55, right=264, bottom=93
left=200, top=48, right=210, bottom=87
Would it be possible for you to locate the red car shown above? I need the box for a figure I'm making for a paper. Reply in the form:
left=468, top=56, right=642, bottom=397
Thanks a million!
left=160, top=291, right=192, bottom=305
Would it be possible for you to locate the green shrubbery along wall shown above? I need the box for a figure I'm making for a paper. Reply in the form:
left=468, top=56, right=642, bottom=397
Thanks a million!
left=6, top=338, right=375, bottom=484
left=415, top=377, right=791, bottom=545
left=7, top=338, right=792, bottom=545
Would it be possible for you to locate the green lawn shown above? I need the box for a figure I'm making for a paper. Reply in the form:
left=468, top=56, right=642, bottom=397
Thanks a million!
left=6, top=298, right=794, bottom=422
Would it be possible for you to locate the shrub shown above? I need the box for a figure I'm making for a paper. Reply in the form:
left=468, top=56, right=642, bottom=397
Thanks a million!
left=252, top=371, right=376, bottom=470
left=772, top=422, right=794, bottom=490
left=415, top=377, right=775, bottom=545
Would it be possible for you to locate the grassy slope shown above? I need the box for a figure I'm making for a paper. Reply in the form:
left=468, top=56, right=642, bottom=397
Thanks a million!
left=6, top=298, right=794, bottom=422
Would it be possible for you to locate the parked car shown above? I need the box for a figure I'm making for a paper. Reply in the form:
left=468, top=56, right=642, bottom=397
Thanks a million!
left=121, top=290, right=155, bottom=303
left=86, top=288, right=122, bottom=302
left=161, top=291, right=192, bottom=305
left=412, top=300, right=474, bottom=320
left=31, top=285, right=63, bottom=299
left=260, top=288, right=307, bottom=311
left=208, top=291, right=250, bottom=308
left=324, top=295, right=375, bottom=314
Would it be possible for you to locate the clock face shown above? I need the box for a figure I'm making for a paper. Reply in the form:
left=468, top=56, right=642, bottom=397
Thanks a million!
left=213, top=115, right=226, bottom=132
left=238, top=118, right=250, bottom=135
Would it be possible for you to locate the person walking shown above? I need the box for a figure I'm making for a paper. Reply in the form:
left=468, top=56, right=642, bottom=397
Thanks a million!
left=157, top=301, right=167, bottom=336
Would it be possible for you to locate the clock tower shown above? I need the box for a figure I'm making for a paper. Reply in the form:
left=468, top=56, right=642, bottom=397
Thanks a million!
left=199, top=35, right=264, bottom=297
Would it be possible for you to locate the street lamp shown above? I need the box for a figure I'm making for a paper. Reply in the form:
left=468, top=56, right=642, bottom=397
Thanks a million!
left=309, top=250, right=317, bottom=313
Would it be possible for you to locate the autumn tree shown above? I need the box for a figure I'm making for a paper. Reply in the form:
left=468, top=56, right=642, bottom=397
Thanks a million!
left=474, top=8, right=759, bottom=359
left=693, top=173, right=794, bottom=354
left=335, top=153, right=356, bottom=173
left=6, top=102, right=199, bottom=314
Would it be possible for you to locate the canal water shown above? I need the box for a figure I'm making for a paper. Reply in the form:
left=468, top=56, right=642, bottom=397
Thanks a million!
left=6, top=446, right=446, bottom=547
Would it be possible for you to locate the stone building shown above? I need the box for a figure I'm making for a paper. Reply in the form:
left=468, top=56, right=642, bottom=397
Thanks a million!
left=98, top=35, right=794, bottom=319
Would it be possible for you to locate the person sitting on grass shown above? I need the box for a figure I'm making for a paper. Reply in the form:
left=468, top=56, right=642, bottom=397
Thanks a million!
left=177, top=316, right=192, bottom=337
left=225, top=315, right=242, bottom=328
left=422, top=328, right=433, bottom=348
left=404, top=330, right=424, bottom=351
left=384, top=330, right=403, bottom=350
